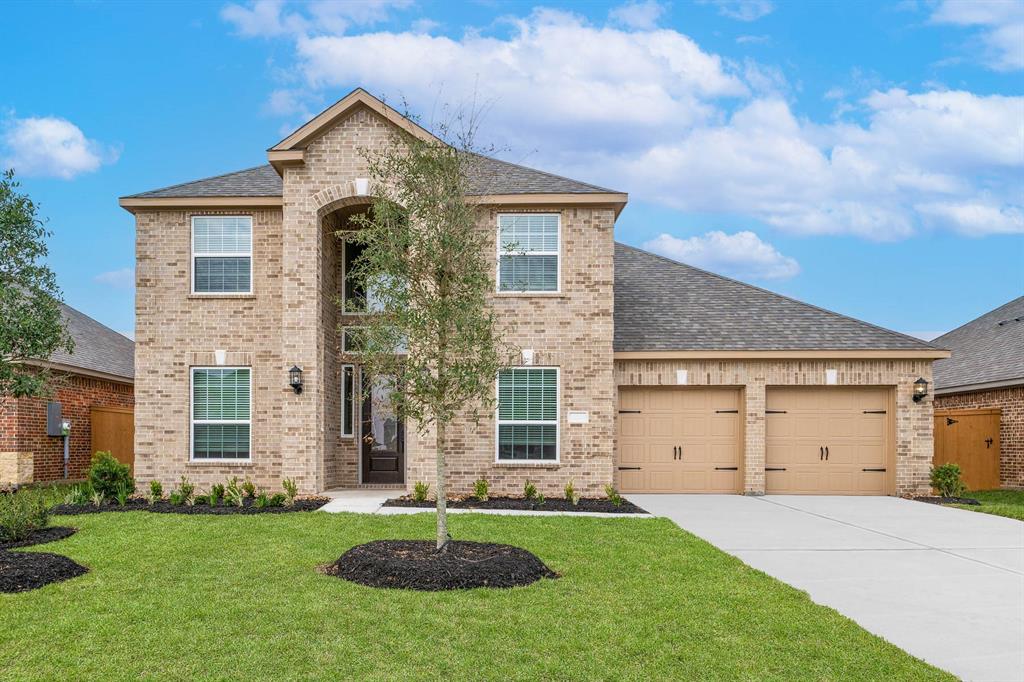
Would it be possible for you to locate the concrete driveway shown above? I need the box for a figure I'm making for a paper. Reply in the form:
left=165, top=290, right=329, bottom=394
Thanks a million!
left=629, top=494, right=1024, bottom=682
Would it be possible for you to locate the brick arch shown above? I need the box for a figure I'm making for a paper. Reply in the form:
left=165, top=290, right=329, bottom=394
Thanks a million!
left=313, top=182, right=375, bottom=218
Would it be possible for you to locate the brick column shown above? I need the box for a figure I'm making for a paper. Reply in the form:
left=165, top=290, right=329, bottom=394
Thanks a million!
left=744, top=378, right=766, bottom=495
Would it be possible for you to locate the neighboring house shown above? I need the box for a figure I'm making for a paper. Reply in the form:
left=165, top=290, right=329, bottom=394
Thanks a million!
left=120, top=88, right=946, bottom=498
left=933, top=297, right=1024, bottom=488
left=0, top=303, right=134, bottom=486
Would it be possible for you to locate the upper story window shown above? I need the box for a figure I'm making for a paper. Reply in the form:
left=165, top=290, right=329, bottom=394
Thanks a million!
left=497, top=214, right=560, bottom=293
left=192, top=216, right=252, bottom=294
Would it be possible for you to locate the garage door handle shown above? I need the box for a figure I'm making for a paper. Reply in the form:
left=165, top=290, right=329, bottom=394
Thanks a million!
left=820, top=446, right=824, bottom=461
left=714, top=467, right=738, bottom=471
left=618, top=466, right=641, bottom=471
left=766, top=467, right=786, bottom=471
left=825, top=446, right=829, bottom=461
left=862, top=468, right=886, bottom=472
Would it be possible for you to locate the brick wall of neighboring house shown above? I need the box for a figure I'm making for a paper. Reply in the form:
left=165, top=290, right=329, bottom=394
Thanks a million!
left=614, top=358, right=936, bottom=497
left=934, top=386, right=1024, bottom=488
left=0, top=372, right=133, bottom=483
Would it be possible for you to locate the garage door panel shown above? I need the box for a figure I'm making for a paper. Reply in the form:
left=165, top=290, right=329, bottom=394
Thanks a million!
left=710, top=415, right=739, bottom=437
left=618, top=415, right=645, bottom=437
left=680, top=415, right=707, bottom=436
left=648, top=416, right=676, bottom=438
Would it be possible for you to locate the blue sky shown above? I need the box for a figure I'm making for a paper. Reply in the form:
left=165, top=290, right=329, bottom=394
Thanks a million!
left=3, top=0, right=1022, bottom=341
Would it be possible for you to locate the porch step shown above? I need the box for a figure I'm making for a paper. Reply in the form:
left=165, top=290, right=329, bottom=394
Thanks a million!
left=354, top=483, right=406, bottom=490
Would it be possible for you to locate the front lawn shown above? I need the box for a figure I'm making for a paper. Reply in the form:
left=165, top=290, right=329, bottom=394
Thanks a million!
left=954, top=489, right=1024, bottom=521
left=1, top=512, right=949, bottom=680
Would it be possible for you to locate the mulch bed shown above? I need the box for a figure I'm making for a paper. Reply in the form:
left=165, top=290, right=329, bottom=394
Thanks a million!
left=51, top=497, right=329, bottom=516
left=0, top=526, right=78, bottom=550
left=384, top=495, right=648, bottom=514
left=915, top=496, right=981, bottom=506
left=322, top=539, right=558, bottom=591
left=0, top=550, right=89, bottom=593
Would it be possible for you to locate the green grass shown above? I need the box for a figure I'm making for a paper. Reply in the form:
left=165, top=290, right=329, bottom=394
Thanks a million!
left=1, top=512, right=949, bottom=681
left=953, top=489, right=1024, bottom=521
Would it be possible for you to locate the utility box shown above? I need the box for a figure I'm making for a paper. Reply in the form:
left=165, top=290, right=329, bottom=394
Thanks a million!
left=46, top=402, right=63, bottom=437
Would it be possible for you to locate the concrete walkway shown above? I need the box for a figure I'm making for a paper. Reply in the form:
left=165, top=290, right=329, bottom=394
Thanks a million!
left=629, top=494, right=1024, bottom=682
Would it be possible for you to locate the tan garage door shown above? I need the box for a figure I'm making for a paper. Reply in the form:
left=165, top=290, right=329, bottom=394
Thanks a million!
left=766, top=387, right=891, bottom=495
left=617, top=387, right=741, bottom=493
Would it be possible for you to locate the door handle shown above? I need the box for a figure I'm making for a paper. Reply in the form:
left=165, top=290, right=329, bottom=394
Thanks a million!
left=825, top=446, right=829, bottom=461
left=820, top=446, right=824, bottom=461
left=678, top=445, right=682, bottom=461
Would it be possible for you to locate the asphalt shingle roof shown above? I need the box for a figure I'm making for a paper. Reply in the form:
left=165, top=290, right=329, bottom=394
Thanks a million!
left=125, top=156, right=617, bottom=199
left=932, top=296, right=1024, bottom=390
left=47, top=303, right=134, bottom=380
left=613, top=243, right=940, bottom=352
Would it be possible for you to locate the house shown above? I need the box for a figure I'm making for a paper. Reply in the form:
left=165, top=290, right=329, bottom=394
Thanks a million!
left=119, top=88, right=947, bottom=498
left=932, top=297, right=1023, bottom=489
left=1, top=303, right=134, bottom=486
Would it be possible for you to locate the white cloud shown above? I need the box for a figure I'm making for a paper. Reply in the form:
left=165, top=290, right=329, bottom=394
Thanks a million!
left=610, top=1, right=666, bottom=30
left=699, top=0, right=774, bottom=22
left=1, top=115, right=117, bottom=180
left=931, top=0, right=1024, bottom=71
left=736, top=34, right=771, bottom=45
left=643, top=231, right=800, bottom=280
left=94, top=268, right=134, bottom=289
left=222, top=0, right=413, bottom=38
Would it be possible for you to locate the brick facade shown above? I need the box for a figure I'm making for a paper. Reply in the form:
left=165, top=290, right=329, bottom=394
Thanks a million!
left=0, top=372, right=134, bottom=484
left=934, top=385, right=1024, bottom=488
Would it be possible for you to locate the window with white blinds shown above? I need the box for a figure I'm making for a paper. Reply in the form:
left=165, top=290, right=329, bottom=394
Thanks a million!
left=191, top=367, right=251, bottom=460
left=496, top=368, right=559, bottom=461
left=497, top=214, right=559, bottom=292
left=192, top=216, right=252, bottom=293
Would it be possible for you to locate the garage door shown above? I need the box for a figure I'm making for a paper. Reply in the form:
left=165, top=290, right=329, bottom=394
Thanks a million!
left=617, top=387, right=741, bottom=493
left=766, top=387, right=891, bottom=495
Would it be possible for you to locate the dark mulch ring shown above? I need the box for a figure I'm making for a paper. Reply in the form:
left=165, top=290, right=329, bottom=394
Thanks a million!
left=322, top=540, right=558, bottom=591
left=0, top=526, right=78, bottom=550
left=384, top=495, right=648, bottom=514
left=0, top=550, right=89, bottom=593
left=51, top=497, right=330, bottom=515
left=915, top=496, right=981, bottom=506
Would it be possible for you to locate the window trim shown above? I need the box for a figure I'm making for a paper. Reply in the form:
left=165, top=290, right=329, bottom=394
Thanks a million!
left=495, top=213, right=561, bottom=294
left=341, top=363, right=356, bottom=438
left=191, top=215, right=253, bottom=295
left=494, top=366, right=561, bottom=464
left=189, top=366, right=252, bottom=463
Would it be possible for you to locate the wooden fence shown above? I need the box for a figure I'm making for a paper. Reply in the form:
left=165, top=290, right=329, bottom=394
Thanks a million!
left=933, top=408, right=1001, bottom=491
left=90, top=406, right=135, bottom=475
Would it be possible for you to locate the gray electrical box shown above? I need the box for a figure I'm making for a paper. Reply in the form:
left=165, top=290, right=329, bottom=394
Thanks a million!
left=46, top=402, right=63, bottom=437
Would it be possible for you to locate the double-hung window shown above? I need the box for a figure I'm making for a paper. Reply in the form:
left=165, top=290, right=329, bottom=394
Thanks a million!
left=497, top=214, right=560, bottom=292
left=192, top=216, right=252, bottom=294
left=496, top=368, right=559, bottom=461
left=191, top=367, right=251, bottom=461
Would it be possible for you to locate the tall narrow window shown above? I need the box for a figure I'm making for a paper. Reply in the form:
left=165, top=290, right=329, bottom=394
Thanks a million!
left=497, top=214, right=560, bottom=292
left=342, top=364, right=355, bottom=437
left=191, top=367, right=251, bottom=460
left=496, top=368, right=559, bottom=461
left=192, top=216, right=252, bottom=293
left=342, top=238, right=366, bottom=311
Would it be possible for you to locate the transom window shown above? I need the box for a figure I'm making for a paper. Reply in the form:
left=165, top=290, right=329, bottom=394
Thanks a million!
left=497, top=214, right=560, bottom=292
left=496, top=368, right=559, bottom=461
left=192, top=216, right=252, bottom=294
left=191, top=367, right=251, bottom=461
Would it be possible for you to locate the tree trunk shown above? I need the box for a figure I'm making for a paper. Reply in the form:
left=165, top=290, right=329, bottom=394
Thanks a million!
left=435, top=420, right=449, bottom=551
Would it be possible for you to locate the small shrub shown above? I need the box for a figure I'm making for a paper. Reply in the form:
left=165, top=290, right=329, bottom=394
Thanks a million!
left=209, top=483, right=225, bottom=506
left=225, top=478, right=245, bottom=507
left=194, top=495, right=209, bottom=505
left=254, top=492, right=270, bottom=509
left=114, top=480, right=132, bottom=506
left=523, top=479, right=538, bottom=500
left=87, top=451, right=135, bottom=500
left=564, top=479, right=580, bottom=506
left=473, top=478, right=490, bottom=501
left=168, top=491, right=184, bottom=505
left=604, top=484, right=623, bottom=507
left=91, top=490, right=105, bottom=507
left=412, top=481, right=429, bottom=502
left=931, top=463, right=967, bottom=498
left=170, top=477, right=195, bottom=506
left=0, top=489, right=49, bottom=542
left=534, top=491, right=545, bottom=506
left=269, top=493, right=286, bottom=507
left=282, top=478, right=298, bottom=506
left=242, top=479, right=257, bottom=499
left=65, top=484, right=92, bottom=506
left=148, top=480, right=163, bottom=504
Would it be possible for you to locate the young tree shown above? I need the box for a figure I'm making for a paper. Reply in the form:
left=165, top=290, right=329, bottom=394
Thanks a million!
left=344, top=114, right=513, bottom=551
left=0, top=169, right=73, bottom=397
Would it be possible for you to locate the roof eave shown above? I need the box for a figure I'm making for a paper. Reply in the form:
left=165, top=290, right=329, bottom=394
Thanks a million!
left=613, top=349, right=951, bottom=360
left=118, top=195, right=284, bottom=214
left=934, top=376, right=1024, bottom=394
left=21, top=359, right=134, bottom=385
left=473, top=192, right=628, bottom=216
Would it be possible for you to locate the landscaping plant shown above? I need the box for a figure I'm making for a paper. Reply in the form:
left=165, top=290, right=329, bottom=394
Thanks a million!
left=90, top=490, right=105, bottom=507
left=269, top=493, right=286, bottom=507
left=0, top=488, right=49, bottom=542
left=605, top=485, right=623, bottom=507
left=564, top=479, right=580, bottom=506
left=282, top=478, right=298, bottom=506
left=225, top=478, right=245, bottom=507
left=169, top=477, right=195, bottom=506
left=254, top=492, right=270, bottom=509
left=343, top=110, right=514, bottom=550
left=472, top=479, right=489, bottom=502
left=87, top=451, right=135, bottom=500
left=65, top=484, right=92, bottom=506
left=930, top=463, right=967, bottom=498
left=412, top=481, right=429, bottom=503
left=242, top=479, right=257, bottom=499
left=114, top=480, right=132, bottom=507
left=148, top=480, right=163, bottom=504
left=523, top=480, right=538, bottom=501
left=209, top=483, right=225, bottom=506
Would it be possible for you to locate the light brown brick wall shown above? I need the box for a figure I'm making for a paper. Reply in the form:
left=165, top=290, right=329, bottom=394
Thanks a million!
left=614, top=358, right=936, bottom=496
left=934, top=385, right=1024, bottom=488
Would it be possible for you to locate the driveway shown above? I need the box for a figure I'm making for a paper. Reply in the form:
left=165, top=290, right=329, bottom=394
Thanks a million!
left=629, top=494, right=1024, bottom=682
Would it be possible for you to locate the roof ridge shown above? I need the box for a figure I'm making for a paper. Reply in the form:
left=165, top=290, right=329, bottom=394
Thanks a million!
left=933, top=295, right=1024, bottom=343
left=124, top=164, right=271, bottom=199
left=470, top=151, right=619, bottom=194
left=615, top=241, right=940, bottom=351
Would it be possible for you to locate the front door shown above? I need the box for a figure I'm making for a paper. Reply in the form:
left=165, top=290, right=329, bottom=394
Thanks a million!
left=360, top=375, right=405, bottom=484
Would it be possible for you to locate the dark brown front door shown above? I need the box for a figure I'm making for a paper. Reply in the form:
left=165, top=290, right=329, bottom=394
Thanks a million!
left=361, top=375, right=405, bottom=484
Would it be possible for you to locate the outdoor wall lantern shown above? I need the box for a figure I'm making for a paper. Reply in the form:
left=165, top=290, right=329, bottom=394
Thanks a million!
left=289, top=366, right=304, bottom=394
left=912, top=377, right=928, bottom=402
